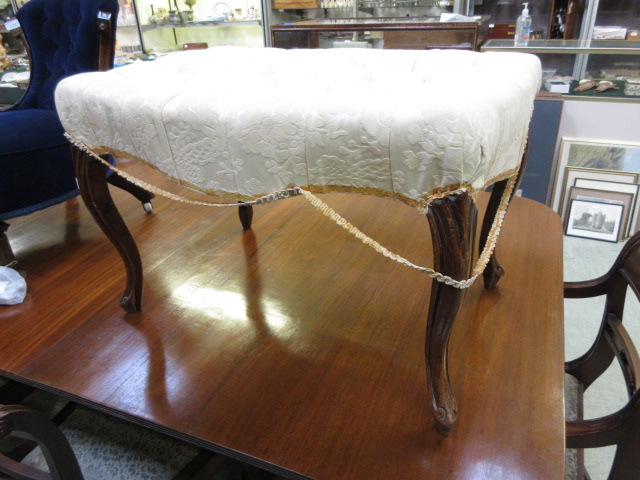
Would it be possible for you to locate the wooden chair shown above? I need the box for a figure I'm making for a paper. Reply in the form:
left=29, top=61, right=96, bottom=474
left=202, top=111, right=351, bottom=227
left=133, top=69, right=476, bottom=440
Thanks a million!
left=564, top=232, right=640, bottom=480
left=0, top=403, right=85, bottom=480
left=0, top=379, right=273, bottom=479
left=0, top=0, right=153, bottom=268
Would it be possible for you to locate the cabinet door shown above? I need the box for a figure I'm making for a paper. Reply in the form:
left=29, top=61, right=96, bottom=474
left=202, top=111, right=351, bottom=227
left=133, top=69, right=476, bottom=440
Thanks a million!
left=383, top=28, right=477, bottom=50
left=475, top=0, right=554, bottom=39
left=116, top=0, right=143, bottom=55
left=132, top=0, right=266, bottom=52
left=579, top=0, right=640, bottom=83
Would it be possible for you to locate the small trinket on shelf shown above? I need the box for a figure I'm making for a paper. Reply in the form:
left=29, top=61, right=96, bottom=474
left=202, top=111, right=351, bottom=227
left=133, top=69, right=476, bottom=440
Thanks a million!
left=0, top=35, right=10, bottom=72
left=182, top=0, right=195, bottom=21
left=625, top=78, right=640, bottom=97
left=150, top=6, right=170, bottom=23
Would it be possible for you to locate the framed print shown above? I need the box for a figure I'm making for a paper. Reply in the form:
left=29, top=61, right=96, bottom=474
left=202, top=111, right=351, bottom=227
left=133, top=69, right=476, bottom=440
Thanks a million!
left=552, top=139, right=640, bottom=212
left=566, top=199, right=624, bottom=243
left=556, top=167, right=639, bottom=219
left=568, top=186, right=633, bottom=241
left=573, top=179, right=640, bottom=236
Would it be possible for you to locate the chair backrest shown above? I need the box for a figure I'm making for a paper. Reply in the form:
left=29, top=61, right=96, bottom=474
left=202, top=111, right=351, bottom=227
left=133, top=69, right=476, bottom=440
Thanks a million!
left=565, top=232, right=640, bottom=480
left=14, top=0, right=118, bottom=111
left=0, top=404, right=85, bottom=480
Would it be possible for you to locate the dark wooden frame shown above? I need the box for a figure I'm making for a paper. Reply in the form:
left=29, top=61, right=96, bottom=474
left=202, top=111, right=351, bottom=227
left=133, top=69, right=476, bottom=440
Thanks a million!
left=564, top=231, right=640, bottom=479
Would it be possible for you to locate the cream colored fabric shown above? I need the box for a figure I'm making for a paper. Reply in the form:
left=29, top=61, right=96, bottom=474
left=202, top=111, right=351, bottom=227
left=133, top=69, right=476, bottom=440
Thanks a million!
left=55, top=46, right=541, bottom=205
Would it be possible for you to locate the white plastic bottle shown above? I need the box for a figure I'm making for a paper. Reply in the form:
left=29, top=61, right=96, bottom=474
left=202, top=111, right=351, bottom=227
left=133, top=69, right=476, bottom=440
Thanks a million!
left=514, top=2, right=532, bottom=46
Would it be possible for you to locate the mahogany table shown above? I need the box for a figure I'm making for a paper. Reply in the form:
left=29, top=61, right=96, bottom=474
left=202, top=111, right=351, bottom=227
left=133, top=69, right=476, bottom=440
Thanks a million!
left=0, top=162, right=565, bottom=479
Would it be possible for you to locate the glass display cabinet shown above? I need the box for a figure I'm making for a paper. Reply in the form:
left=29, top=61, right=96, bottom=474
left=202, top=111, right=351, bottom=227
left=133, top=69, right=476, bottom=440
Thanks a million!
left=271, top=15, right=489, bottom=50
left=479, top=0, right=640, bottom=100
left=482, top=39, right=640, bottom=100
left=0, top=0, right=28, bottom=106
left=268, top=0, right=492, bottom=50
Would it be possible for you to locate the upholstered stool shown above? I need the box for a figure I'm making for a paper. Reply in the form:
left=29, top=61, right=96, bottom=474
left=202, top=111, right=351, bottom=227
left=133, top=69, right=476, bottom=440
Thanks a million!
left=55, top=46, right=541, bottom=434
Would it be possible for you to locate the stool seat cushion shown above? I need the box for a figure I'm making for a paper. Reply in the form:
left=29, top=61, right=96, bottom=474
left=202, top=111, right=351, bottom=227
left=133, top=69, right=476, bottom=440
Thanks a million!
left=55, top=46, right=541, bottom=206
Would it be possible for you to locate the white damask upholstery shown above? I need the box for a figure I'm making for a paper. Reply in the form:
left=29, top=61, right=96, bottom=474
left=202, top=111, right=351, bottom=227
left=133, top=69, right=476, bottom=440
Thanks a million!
left=55, top=46, right=541, bottom=207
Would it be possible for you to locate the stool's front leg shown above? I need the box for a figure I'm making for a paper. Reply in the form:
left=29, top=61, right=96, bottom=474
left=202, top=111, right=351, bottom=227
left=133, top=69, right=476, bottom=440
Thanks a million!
left=72, top=146, right=143, bottom=313
left=425, top=192, right=477, bottom=435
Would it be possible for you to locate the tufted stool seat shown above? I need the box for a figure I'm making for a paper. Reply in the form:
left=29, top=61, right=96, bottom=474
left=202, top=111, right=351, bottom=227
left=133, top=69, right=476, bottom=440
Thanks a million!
left=55, top=46, right=541, bottom=434
left=56, top=46, right=539, bottom=206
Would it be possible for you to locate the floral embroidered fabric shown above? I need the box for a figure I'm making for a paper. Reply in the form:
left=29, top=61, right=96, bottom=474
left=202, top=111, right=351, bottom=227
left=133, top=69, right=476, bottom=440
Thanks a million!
left=55, top=46, right=541, bottom=207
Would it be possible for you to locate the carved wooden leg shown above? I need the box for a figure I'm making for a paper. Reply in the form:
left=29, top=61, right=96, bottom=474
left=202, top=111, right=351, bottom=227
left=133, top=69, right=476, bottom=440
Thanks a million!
left=480, top=179, right=508, bottom=289
left=72, top=146, right=142, bottom=313
left=238, top=202, right=253, bottom=231
left=0, top=221, right=17, bottom=268
left=481, top=145, right=529, bottom=289
left=425, top=192, right=477, bottom=435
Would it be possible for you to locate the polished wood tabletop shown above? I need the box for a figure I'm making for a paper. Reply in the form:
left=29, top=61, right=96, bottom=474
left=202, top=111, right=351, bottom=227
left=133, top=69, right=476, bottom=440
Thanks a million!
left=1, top=159, right=565, bottom=479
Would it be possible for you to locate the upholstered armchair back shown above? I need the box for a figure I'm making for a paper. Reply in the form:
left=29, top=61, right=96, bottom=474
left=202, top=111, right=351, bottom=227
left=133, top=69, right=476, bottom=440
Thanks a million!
left=14, top=0, right=119, bottom=112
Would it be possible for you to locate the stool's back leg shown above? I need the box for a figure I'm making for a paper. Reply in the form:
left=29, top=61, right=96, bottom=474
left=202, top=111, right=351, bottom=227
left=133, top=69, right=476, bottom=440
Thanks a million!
left=481, top=143, right=528, bottom=289
left=425, top=192, right=477, bottom=435
left=238, top=203, right=254, bottom=230
left=72, top=146, right=143, bottom=313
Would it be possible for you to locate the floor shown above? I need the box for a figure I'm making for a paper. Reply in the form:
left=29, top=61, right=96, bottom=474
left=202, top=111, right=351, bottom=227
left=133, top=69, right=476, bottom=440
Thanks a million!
left=563, top=234, right=638, bottom=480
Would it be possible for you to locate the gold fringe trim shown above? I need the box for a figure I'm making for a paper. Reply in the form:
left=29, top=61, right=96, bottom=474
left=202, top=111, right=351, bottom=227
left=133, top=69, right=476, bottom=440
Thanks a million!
left=299, top=173, right=516, bottom=289
left=67, top=134, right=517, bottom=289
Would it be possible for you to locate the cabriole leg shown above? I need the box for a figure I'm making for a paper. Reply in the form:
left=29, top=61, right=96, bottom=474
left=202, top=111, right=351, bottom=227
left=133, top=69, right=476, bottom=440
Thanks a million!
left=425, top=192, right=477, bottom=435
left=72, top=146, right=142, bottom=313
left=238, top=202, right=253, bottom=231
left=481, top=146, right=528, bottom=289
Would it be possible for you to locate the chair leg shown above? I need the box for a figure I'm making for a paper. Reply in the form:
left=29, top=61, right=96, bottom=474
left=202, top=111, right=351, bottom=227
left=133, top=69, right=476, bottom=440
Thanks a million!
left=72, top=147, right=143, bottom=313
left=425, top=191, right=477, bottom=435
left=107, top=173, right=155, bottom=213
left=0, top=221, right=17, bottom=268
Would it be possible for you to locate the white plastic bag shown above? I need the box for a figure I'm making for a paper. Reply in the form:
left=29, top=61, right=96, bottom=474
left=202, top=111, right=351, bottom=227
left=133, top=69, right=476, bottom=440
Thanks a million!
left=0, top=266, right=27, bottom=305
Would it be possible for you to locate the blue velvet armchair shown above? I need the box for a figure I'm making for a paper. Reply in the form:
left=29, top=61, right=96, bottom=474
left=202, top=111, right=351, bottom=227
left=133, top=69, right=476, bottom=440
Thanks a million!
left=0, top=0, right=152, bottom=267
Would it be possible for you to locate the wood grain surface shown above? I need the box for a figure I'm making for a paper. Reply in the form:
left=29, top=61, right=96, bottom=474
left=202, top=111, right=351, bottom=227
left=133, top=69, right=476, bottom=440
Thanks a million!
left=1, top=158, right=565, bottom=479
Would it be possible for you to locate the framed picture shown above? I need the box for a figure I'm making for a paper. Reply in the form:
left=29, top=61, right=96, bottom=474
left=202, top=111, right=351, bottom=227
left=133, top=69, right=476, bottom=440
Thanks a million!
left=573, top=179, right=640, bottom=236
left=566, top=199, right=624, bottom=243
left=552, top=139, right=640, bottom=212
left=556, top=167, right=639, bottom=219
left=568, top=186, right=634, bottom=241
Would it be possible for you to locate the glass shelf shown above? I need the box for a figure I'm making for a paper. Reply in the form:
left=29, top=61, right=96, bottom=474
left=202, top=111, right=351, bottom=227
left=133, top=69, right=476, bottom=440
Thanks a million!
left=140, top=20, right=262, bottom=31
left=482, top=39, right=640, bottom=55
